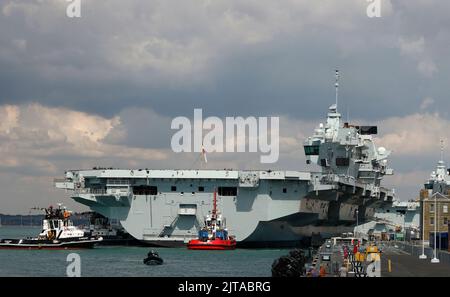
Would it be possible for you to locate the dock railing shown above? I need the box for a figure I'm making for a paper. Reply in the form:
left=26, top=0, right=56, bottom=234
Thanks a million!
left=395, top=241, right=450, bottom=265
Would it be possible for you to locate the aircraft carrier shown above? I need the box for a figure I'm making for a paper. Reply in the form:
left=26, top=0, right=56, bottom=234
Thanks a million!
left=54, top=71, right=395, bottom=247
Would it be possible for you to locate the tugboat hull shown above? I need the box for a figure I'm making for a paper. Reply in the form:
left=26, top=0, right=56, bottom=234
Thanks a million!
left=187, top=239, right=236, bottom=250
left=0, top=238, right=101, bottom=250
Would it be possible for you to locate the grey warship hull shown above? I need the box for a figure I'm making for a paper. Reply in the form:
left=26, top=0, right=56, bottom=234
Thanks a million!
left=55, top=167, right=393, bottom=247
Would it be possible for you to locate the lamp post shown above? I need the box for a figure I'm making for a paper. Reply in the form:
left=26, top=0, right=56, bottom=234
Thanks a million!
left=419, top=199, right=427, bottom=259
left=403, top=214, right=406, bottom=242
left=431, top=195, right=440, bottom=263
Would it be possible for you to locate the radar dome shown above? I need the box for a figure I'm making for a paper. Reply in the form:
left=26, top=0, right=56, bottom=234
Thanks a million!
left=378, top=147, right=386, bottom=155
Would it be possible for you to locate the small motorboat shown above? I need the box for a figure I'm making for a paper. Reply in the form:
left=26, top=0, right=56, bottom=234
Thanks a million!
left=143, top=250, right=164, bottom=265
left=0, top=204, right=102, bottom=250
left=187, top=189, right=236, bottom=250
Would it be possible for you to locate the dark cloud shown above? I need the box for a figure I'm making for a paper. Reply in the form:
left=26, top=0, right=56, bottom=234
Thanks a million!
left=0, top=0, right=448, bottom=120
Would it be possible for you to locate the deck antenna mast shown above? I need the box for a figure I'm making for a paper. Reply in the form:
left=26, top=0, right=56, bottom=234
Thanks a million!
left=335, top=69, right=339, bottom=111
left=440, top=138, right=444, bottom=162
left=212, top=188, right=217, bottom=220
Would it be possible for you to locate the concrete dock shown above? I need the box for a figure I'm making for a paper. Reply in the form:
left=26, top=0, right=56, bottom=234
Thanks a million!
left=308, top=239, right=450, bottom=277
left=381, top=244, right=450, bottom=277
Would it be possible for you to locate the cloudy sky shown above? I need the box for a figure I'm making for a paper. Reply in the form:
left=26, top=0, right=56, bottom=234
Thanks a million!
left=1, top=0, right=449, bottom=214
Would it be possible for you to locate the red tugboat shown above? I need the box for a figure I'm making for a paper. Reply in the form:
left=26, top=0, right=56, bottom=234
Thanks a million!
left=187, top=189, right=236, bottom=250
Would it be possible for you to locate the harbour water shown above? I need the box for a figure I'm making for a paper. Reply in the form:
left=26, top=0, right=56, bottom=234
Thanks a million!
left=0, top=227, right=287, bottom=277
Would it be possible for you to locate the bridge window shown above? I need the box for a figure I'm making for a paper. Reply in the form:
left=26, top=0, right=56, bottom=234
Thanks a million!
left=336, top=157, right=350, bottom=166
left=359, top=126, right=378, bottom=135
left=304, top=145, right=319, bottom=156
left=171, top=186, right=177, bottom=192
left=198, top=186, right=204, bottom=192
left=218, top=187, right=237, bottom=196
left=424, top=183, right=433, bottom=190
left=133, top=185, right=157, bottom=195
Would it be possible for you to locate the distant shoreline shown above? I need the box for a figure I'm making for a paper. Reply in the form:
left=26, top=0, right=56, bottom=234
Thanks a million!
left=0, top=225, right=41, bottom=227
left=0, top=214, right=89, bottom=226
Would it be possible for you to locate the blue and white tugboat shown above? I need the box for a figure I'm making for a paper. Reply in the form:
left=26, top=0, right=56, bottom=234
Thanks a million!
left=0, top=205, right=103, bottom=249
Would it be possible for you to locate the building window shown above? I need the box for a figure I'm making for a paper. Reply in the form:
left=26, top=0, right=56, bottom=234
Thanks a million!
left=444, top=205, right=448, bottom=214
left=430, top=204, right=434, bottom=213
left=430, top=217, right=434, bottom=225
left=444, top=217, right=448, bottom=225
left=171, top=186, right=177, bottom=192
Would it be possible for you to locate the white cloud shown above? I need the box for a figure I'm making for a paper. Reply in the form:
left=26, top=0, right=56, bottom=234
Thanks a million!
left=0, top=103, right=168, bottom=176
left=384, top=170, right=429, bottom=200
left=2, top=102, right=450, bottom=211
left=419, top=97, right=434, bottom=111
left=417, top=58, right=438, bottom=77
left=398, top=36, right=425, bottom=56
left=7, top=102, right=446, bottom=173
left=110, top=37, right=213, bottom=85
left=398, top=36, right=438, bottom=77
left=0, top=103, right=316, bottom=176
left=0, top=105, right=19, bottom=133
left=375, top=113, right=450, bottom=156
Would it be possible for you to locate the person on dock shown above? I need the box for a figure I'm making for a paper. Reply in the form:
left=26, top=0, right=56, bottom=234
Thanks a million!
left=339, top=265, right=348, bottom=277
left=319, top=265, right=326, bottom=277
